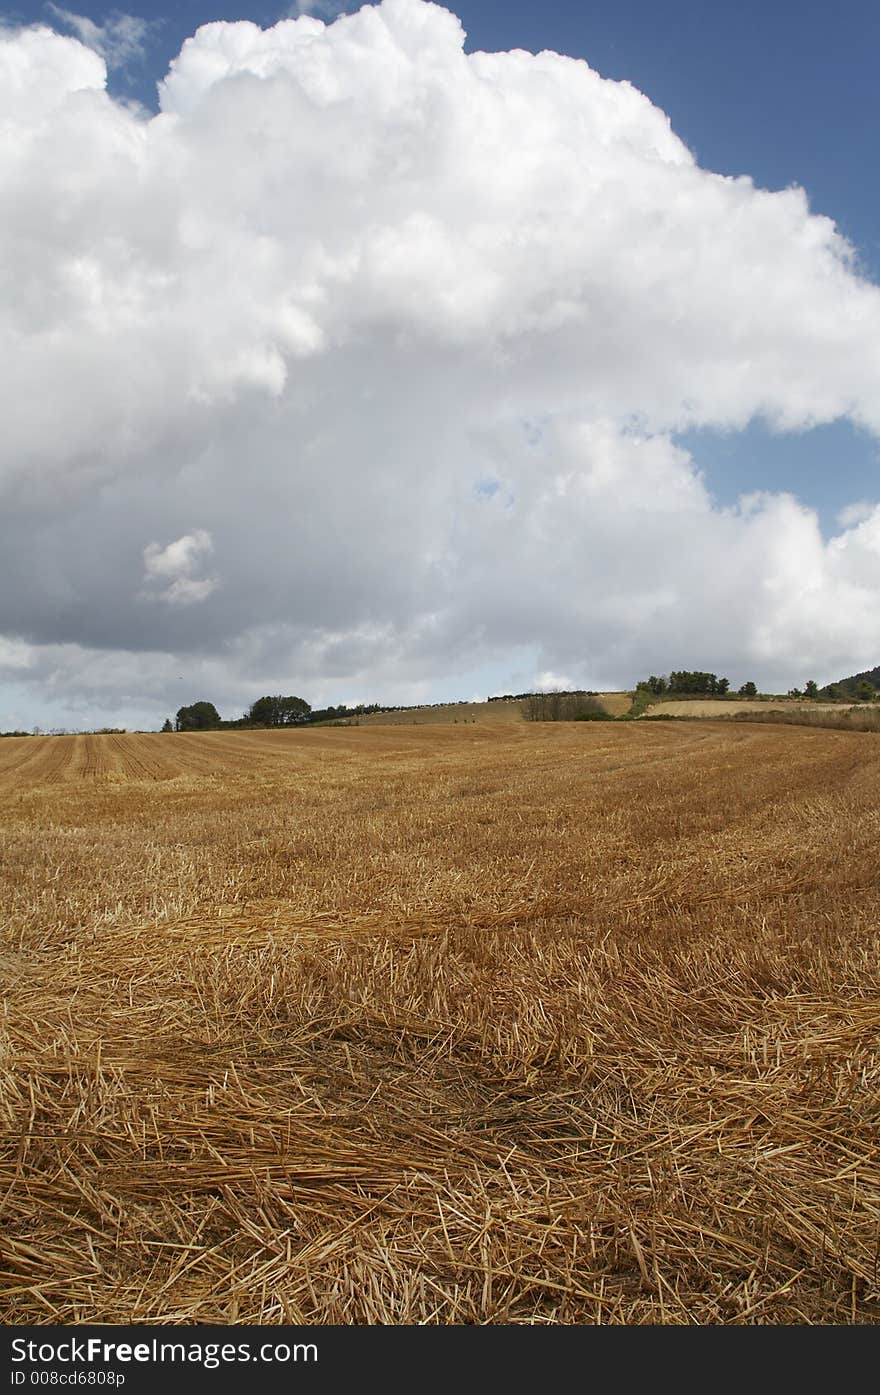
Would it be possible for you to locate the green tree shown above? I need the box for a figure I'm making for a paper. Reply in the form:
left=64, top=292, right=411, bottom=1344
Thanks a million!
left=247, top=695, right=311, bottom=726
left=716, top=677, right=730, bottom=695
left=668, top=671, right=725, bottom=695
left=161, top=718, right=173, bottom=733
left=176, top=701, right=221, bottom=731
left=523, top=693, right=608, bottom=722
left=739, top=681, right=757, bottom=697
left=644, top=675, right=667, bottom=695
left=804, top=680, right=819, bottom=699
left=856, top=680, right=876, bottom=702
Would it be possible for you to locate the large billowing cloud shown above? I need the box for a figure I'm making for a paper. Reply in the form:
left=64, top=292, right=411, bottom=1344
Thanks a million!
left=2, top=0, right=880, bottom=726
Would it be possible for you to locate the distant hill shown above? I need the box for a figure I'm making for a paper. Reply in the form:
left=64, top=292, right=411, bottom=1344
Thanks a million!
left=821, top=665, right=880, bottom=698
left=353, top=692, right=631, bottom=727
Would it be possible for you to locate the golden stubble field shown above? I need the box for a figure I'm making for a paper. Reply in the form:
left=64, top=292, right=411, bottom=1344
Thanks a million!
left=1, top=720, right=879, bottom=1324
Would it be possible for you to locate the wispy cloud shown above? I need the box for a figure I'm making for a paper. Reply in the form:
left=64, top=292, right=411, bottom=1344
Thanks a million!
left=836, top=500, right=876, bottom=529
left=286, top=0, right=350, bottom=20
left=0, top=637, right=34, bottom=670
left=45, top=5, right=153, bottom=70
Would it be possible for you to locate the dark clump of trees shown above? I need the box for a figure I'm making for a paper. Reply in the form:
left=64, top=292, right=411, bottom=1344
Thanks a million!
left=523, top=692, right=610, bottom=722
left=489, top=690, right=596, bottom=703
left=175, top=701, right=221, bottom=731
left=637, top=673, right=866, bottom=704
left=638, top=672, right=730, bottom=696
left=821, top=664, right=880, bottom=700
left=246, top=695, right=311, bottom=726
left=788, top=681, right=823, bottom=699
left=171, top=695, right=312, bottom=732
left=166, top=694, right=386, bottom=731
left=308, top=702, right=383, bottom=724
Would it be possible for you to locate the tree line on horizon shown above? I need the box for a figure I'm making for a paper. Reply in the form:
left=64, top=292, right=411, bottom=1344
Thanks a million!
left=169, top=689, right=608, bottom=731
left=637, top=670, right=879, bottom=702
left=166, top=695, right=388, bottom=732
left=638, top=672, right=732, bottom=696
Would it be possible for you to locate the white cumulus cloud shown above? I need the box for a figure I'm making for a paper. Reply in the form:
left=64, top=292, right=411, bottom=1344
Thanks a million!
left=142, top=530, right=218, bottom=605
left=0, top=0, right=879, bottom=727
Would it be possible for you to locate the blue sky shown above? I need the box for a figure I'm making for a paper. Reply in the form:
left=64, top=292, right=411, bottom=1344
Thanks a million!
left=1, top=0, right=879, bottom=728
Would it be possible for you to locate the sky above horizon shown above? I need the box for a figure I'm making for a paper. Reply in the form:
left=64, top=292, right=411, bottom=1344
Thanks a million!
left=1, top=0, right=879, bottom=730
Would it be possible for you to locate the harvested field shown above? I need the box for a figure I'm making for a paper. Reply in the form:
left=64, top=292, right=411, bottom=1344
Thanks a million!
left=592, top=691, right=632, bottom=717
left=352, top=698, right=525, bottom=726
left=2, top=720, right=879, bottom=1325
left=733, top=706, right=880, bottom=734
left=641, top=699, right=856, bottom=719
